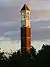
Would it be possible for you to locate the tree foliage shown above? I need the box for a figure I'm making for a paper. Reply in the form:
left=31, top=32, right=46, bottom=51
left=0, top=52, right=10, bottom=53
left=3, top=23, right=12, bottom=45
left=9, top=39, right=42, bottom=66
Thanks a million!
left=37, top=44, right=50, bottom=61
left=0, top=45, right=50, bottom=66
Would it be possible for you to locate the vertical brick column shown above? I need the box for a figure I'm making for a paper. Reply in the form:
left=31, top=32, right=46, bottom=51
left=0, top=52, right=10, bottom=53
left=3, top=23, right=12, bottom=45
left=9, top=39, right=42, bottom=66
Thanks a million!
left=21, top=27, right=31, bottom=55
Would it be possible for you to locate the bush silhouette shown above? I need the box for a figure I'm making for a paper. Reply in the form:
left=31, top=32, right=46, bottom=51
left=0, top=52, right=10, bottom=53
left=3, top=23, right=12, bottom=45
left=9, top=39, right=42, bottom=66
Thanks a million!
left=0, top=45, right=50, bottom=66
left=37, top=44, right=50, bottom=61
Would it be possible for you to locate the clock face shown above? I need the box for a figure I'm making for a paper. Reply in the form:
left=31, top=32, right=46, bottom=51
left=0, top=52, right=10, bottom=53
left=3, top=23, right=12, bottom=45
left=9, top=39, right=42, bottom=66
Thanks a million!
left=21, top=12, right=26, bottom=21
left=22, top=12, right=26, bottom=21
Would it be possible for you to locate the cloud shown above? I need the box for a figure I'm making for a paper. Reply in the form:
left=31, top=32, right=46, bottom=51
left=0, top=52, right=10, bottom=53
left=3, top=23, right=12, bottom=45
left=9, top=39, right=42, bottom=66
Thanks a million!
left=29, top=0, right=50, bottom=10
left=0, top=40, right=21, bottom=52
left=0, top=7, right=20, bottom=21
left=0, top=36, right=50, bottom=52
left=0, top=1, right=50, bottom=21
left=0, top=36, right=21, bottom=52
left=0, top=37, right=10, bottom=41
left=40, top=26, right=50, bottom=29
left=0, top=19, right=50, bottom=41
left=0, top=19, right=50, bottom=51
left=1, top=0, right=50, bottom=52
left=0, top=0, right=50, bottom=21
left=0, top=0, right=25, bottom=6
left=31, top=19, right=50, bottom=40
left=0, top=21, right=20, bottom=38
left=32, top=40, right=50, bottom=51
left=4, top=30, right=20, bottom=40
left=31, top=18, right=50, bottom=22
left=0, top=0, right=10, bottom=2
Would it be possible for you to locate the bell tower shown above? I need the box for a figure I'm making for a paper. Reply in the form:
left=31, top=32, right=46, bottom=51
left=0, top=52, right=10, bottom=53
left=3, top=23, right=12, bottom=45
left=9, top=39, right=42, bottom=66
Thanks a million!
left=20, top=4, right=31, bottom=55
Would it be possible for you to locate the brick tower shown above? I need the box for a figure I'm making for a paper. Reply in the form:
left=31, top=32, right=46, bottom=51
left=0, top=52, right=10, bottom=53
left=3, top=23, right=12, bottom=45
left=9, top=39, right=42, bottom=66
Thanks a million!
left=20, top=4, right=31, bottom=55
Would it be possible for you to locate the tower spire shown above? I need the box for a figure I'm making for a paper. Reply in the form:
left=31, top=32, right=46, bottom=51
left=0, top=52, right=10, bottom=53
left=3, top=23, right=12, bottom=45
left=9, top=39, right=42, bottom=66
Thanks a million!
left=21, top=4, right=30, bottom=11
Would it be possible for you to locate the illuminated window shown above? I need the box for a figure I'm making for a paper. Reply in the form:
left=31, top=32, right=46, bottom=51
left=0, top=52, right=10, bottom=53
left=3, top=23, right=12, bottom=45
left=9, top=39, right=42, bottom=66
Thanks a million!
left=26, top=12, right=29, bottom=20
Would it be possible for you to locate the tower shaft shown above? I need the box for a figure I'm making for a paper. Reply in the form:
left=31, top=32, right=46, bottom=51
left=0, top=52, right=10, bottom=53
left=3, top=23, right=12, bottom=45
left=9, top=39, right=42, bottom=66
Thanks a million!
left=20, top=4, right=31, bottom=55
left=21, top=27, right=31, bottom=54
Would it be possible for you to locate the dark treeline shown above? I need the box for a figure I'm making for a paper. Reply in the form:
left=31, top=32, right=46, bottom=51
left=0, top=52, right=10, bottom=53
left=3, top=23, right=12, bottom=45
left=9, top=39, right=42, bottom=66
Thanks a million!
left=0, top=44, right=50, bottom=67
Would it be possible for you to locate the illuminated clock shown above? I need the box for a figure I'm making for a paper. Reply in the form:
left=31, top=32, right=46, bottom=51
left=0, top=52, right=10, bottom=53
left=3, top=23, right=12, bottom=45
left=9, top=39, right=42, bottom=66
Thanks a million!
left=21, top=12, right=26, bottom=21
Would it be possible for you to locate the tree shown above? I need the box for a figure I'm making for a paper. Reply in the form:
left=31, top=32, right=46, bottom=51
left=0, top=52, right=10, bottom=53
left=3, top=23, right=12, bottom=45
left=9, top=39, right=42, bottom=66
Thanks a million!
left=37, top=44, right=50, bottom=61
left=30, top=46, right=36, bottom=60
